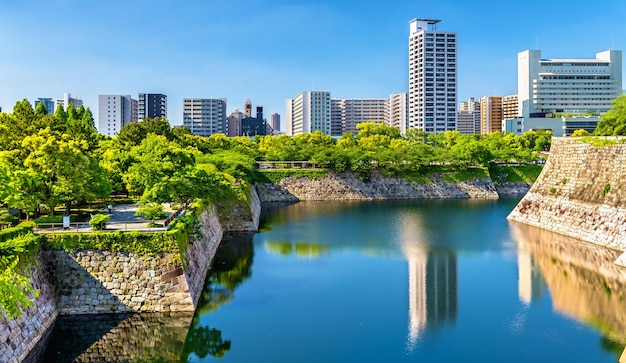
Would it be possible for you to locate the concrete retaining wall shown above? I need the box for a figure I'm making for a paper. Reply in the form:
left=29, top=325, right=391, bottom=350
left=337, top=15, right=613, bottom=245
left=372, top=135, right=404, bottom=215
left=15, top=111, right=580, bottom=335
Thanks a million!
left=508, top=137, right=626, bottom=252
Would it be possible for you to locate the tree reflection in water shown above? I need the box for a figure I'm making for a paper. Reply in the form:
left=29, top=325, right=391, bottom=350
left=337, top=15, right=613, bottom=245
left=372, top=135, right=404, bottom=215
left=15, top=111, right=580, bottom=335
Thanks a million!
left=181, top=232, right=254, bottom=361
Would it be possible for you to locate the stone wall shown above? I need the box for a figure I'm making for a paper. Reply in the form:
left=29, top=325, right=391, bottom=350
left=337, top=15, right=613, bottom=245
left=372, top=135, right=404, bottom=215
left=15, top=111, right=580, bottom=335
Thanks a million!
left=508, top=137, right=626, bottom=252
left=184, top=206, right=223, bottom=305
left=218, top=186, right=262, bottom=232
left=256, top=171, right=499, bottom=202
left=41, top=207, right=224, bottom=315
left=0, top=255, right=58, bottom=363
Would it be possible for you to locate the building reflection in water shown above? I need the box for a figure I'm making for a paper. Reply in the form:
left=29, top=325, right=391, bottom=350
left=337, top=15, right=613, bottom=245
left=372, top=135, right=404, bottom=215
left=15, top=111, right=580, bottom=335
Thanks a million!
left=398, top=213, right=457, bottom=350
left=510, top=221, right=626, bottom=362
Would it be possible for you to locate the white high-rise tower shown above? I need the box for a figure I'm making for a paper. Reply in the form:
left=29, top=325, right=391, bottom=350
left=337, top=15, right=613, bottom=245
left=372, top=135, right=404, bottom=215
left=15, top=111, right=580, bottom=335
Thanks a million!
left=408, top=19, right=457, bottom=133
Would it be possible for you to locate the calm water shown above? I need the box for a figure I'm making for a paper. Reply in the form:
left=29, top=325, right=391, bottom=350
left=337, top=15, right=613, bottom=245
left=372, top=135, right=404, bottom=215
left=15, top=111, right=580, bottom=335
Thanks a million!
left=39, top=199, right=626, bottom=362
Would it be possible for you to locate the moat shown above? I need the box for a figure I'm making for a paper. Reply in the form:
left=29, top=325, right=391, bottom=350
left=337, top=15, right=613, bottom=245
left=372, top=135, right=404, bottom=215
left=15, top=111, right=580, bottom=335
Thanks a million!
left=38, top=198, right=626, bottom=362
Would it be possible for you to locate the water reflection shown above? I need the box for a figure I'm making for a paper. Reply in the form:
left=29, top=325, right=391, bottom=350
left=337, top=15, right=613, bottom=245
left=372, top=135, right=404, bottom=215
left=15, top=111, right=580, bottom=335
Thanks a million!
left=182, top=233, right=254, bottom=361
left=264, top=241, right=330, bottom=258
left=510, top=221, right=626, bottom=361
left=40, top=312, right=193, bottom=362
left=397, top=211, right=457, bottom=349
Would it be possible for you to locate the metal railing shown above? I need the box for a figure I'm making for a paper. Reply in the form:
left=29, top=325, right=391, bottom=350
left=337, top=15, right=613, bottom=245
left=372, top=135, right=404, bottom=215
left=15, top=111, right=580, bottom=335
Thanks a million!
left=257, top=161, right=318, bottom=170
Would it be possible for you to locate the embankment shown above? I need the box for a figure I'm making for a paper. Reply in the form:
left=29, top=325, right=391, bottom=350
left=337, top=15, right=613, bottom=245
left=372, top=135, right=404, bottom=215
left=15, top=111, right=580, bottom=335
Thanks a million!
left=508, top=137, right=626, bottom=253
left=256, top=170, right=504, bottom=202
left=1, top=188, right=262, bottom=363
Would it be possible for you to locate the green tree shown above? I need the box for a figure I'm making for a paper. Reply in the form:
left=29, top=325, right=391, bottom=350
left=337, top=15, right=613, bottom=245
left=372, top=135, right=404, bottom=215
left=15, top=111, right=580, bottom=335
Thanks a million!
left=594, top=95, right=626, bottom=135
left=135, top=203, right=166, bottom=221
left=258, top=134, right=297, bottom=160
left=22, top=129, right=109, bottom=215
left=118, top=122, right=148, bottom=146
left=123, top=134, right=196, bottom=201
left=141, top=117, right=174, bottom=140
left=572, top=129, right=590, bottom=136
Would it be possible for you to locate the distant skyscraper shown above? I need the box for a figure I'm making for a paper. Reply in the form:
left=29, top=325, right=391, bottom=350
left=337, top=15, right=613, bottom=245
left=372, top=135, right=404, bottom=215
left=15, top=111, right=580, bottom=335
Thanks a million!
left=408, top=18, right=457, bottom=133
left=285, top=91, right=331, bottom=136
left=98, top=95, right=134, bottom=136
left=56, top=93, right=83, bottom=110
left=387, top=93, right=409, bottom=135
left=227, top=109, right=243, bottom=137
left=270, top=113, right=280, bottom=134
left=138, top=93, right=167, bottom=121
left=330, top=98, right=388, bottom=136
left=502, top=94, right=518, bottom=122
left=457, top=97, right=480, bottom=134
left=130, top=98, right=138, bottom=122
left=35, top=98, right=55, bottom=114
left=182, top=98, right=227, bottom=136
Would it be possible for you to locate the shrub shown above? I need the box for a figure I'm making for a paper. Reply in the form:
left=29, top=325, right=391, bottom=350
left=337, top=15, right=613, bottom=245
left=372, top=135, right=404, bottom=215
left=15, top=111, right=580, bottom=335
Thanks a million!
left=549, top=187, right=557, bottom=194
left=135, top=203, right=166, bottom=221
left=602, top=184, right=611, bottom=197
left=89, top=214, right=110, bottom=230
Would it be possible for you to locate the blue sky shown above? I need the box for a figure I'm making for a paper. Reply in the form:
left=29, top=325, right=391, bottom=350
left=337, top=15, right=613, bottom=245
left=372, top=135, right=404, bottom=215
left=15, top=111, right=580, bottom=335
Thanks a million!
left=1, top=0, right=625, bottom=129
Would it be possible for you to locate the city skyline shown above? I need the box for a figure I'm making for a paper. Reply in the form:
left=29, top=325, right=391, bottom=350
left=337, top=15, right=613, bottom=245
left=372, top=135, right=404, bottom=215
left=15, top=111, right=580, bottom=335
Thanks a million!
left=1, top=0, right=625, bottom=129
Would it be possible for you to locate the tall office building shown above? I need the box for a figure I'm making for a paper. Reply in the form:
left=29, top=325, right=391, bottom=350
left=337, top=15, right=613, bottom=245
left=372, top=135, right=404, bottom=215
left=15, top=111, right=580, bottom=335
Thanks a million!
left=480, top=96, right=503, bottom=134
left=138, top=93, right=167, bottom=121
left=270, top=113, right=280, bottom=134
left=98, top=95, right=134, bottom=136
left=285, top=91, right=331, bottom=136
left=518, top=50, right=622, bottom=118
left=330, top=98, right=387, bottom=136
left=387, top=92, right=409, bottom=135
left=182, top=98, right=227, bottom=136
left=507, top=50, right=622, bottom=136
left=130, top=98, right=138, bottom=122
left=56, top=93, right=83, bottom=110
left=408, top=18, right=457, bottom=133
left=35, top=98, right=55, bottom=114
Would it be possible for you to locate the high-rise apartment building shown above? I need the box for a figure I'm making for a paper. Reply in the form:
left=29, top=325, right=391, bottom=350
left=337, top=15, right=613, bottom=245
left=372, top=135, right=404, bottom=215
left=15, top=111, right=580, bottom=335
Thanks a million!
left=56, top=93, right=83, bottom=110
left=270, top=113, right=280, bottom=134
left=98, top=95, right=134, bottom=136
left=502, top=94, right=518, bottom=121
left=138, top=93, right=167, bottom=121
left=408, top=19, right=457, bottom=133
left=182, top=98, right=227, bottom=136
left=330, top=98, right=387, bottom=136
left=35, top=98, right=55, bottom=114
left=387, top=93, right=409, bottom=135
left=285, top=91, right=331, bottom=136
left=480, top=96, right=503, bottom=134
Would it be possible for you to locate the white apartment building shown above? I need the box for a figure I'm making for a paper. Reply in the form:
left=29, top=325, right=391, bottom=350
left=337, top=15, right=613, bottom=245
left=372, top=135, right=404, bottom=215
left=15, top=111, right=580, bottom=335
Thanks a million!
left=408, top=18, right=457, bottom=133
left=507, top=49, right=622, bottom=136
left=285, top=91, right=331, bottom=136
left=98, top=95, right=134, bottom=137
left=183, top=98, right=227, bottom=137
left=56, top=93, right=83, bottom=110
left=330, top=98, right=388, bottom=136
left=387, top=93, right=409, bottom=135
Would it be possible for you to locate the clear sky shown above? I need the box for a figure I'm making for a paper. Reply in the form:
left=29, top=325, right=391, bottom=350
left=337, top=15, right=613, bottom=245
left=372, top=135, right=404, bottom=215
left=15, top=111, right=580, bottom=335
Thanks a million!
left=1, top=0, right=625, bottom=129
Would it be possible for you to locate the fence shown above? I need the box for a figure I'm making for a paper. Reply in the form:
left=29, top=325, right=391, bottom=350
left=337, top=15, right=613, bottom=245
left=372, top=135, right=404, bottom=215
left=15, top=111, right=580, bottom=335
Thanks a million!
left=35, top=221, right=166, bottom=233
left=257, top=161, right=318, bottom=170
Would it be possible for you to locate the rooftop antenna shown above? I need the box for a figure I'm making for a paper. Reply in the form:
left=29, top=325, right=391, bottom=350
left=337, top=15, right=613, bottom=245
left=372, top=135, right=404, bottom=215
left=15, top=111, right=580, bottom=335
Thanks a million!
left=535, top=35, right=539, bottom=50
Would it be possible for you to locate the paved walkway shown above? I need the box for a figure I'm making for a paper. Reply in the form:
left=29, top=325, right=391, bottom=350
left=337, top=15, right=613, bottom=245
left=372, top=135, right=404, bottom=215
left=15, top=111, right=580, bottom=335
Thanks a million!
left=36, top=204, right=176, bottom=233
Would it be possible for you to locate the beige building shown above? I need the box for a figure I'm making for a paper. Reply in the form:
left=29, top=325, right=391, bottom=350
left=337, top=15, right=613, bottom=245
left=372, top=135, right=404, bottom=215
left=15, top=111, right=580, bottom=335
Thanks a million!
left=502, top=94, right=519, bottom=122
left=457, top=97, right=480, bottom=134
left=480, top=96, right=503, bottom=134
